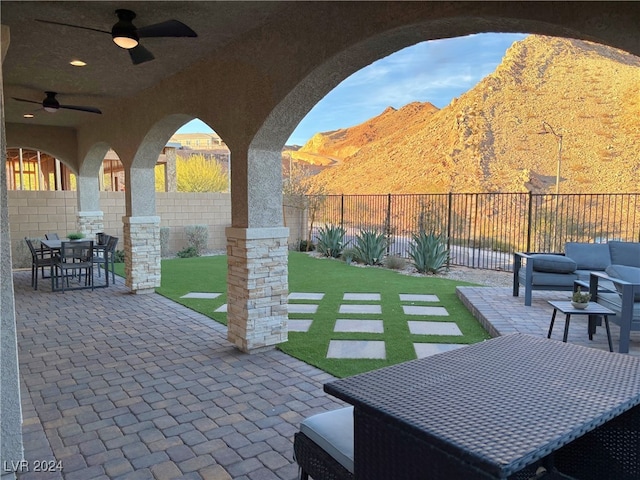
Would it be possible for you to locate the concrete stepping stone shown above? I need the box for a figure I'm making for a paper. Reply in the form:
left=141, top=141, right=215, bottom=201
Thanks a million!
left=288, top=292, right=325, bottom=301
left=400, top=294, right=439, bottom=303
left=402, top=305, right=449, bottom=316
left=214, top=304, right=227, bottom=312
left=327, top=340, right=386, bottom=359
left=289, top=319, right=313, bottom=332
left=180, top=292, right=222, bottom=299
left=407, top=321, right=463, bottom=336
left=334, top=319, right=384, bottom=333
left=289, top=304, right=318, bottom=314
left=339, top=304, right=382, bottom=314
left=343, top=293, right=381, bottom=301
left=413, top=343, right=466, bottom=359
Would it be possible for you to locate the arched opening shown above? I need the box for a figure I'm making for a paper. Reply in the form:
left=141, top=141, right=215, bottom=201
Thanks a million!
left=5, top=148, right=76, bottom=191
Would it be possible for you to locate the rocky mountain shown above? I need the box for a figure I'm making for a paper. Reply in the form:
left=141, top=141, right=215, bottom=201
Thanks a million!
left=289, top=35, right=640, bottom=194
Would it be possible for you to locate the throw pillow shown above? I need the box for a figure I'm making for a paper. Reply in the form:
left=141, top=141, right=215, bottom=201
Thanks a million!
left=564, top=242, right=611, bottom=270
left=605, top=264, right=640, bottom=301
left=608, top=241, right=640, bottom=268
left=531, top=254, right=577, bottom=273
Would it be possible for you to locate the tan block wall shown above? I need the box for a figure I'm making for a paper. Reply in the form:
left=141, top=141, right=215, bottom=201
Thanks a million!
left=9, top=191, right=302, bottom=267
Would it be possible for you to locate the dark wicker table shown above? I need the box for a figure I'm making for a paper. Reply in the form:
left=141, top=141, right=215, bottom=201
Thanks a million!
left=324, top=334, right=640, bottom=480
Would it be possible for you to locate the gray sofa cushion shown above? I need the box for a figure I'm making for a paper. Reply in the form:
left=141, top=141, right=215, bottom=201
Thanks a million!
left=531, top=254, right=576, bottom=273
left=520, top=269, right=578, bottom=287
left=565, top=242, right=611, bottom=270
left=299, top=407, right=354, bottom=473
left=608, top=241, right=640, bottom=268
left=605, top=265, right=640, bottom=301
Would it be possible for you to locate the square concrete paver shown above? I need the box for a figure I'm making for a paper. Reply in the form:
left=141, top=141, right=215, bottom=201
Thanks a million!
left=288, top=292, right=325, bottom=301
left=180, top=292, right=222, bottom=299
left=334, top=319, right=384, bottom=333
left=214, top=304, right=227, bottom=312
left=288, top=319, right=313, bottom=332
left=402, top=305, right=449, bottom=316
left=343, top=293, right=381, bottom=301
left=327, top=340, right=386, bottom=359
left=339, top=304, right=382, bottom=314
left=408, top=321, right=463, bottom=336
left=414, top=343, right=466, bottom=358
left=288, top=304, right=318, bottom=314
left=400, top=294, right=439, bottom=303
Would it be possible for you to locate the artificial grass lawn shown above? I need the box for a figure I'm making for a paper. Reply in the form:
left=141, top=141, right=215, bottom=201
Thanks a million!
left=116, top=252, right=491, bottom=377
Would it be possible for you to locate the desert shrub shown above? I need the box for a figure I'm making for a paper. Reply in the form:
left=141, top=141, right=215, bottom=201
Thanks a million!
left=185, top=225, right=208, bottom=255
left=383, top=255, right=406, bottom=270
left=316, top=225, right=347, bottom=258
left=353, top=229, right=387, bottom=266
left=176, top=154, right=229, bottom=192
left=297, top=239, right=315, bottom=252
left=160, top=227, right=170, bottom=257
left=408, top=230, right=450, bottom=274
left=114, top=249, right=125, bottom=263
left=340, top=247, right=359, bottom=265
left=176, top=246, right=198, bottom=258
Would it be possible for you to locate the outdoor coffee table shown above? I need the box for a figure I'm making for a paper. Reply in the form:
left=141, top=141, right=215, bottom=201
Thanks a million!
left=547, top=300, right=614, bottom=352
left=324, top=334, right=640, bottom=479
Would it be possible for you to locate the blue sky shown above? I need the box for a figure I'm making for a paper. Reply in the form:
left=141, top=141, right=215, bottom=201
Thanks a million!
left=177, top=33, right=528, bottom=146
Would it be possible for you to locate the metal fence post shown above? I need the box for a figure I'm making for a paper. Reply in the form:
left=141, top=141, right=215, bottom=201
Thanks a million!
left=447, top=192, right=452, bottom=268
left=526, top=192, right=533, bottom=252
left=340, top=194, right=344, bottom=228
left=386, top=193, right=392, bottom=255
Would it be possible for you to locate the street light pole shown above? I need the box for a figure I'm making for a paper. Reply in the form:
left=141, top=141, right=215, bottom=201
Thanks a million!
left=539, top=121, right=563, bottom=195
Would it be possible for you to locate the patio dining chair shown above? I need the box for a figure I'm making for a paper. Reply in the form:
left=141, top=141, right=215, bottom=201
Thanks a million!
left=44, top=232, right=60, bottom=240
left=25, top=237, right=56, bottom=290
left=55, top=240, right=94, bottom=292
left=93, top=235, right=118, bottom=283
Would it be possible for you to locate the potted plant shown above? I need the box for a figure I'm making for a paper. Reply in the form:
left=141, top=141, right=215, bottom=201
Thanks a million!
left=66, top=232, right=85, bottom=241
left=571, top=287, right=592, bottom=309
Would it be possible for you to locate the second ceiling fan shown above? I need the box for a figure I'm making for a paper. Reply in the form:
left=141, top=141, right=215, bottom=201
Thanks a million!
left=36, top=9, right=197, bottom=65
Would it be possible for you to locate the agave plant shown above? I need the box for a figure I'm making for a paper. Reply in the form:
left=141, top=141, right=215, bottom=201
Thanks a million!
left=408, top=230, right=450, bottom=274
left=353, top=229, right=387, bottom=265
left=316, top=224, right=347, bottom=258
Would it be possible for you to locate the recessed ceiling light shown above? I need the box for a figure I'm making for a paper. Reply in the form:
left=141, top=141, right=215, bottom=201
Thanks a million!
left=70, top=59, right=87, bottom=67
left=23, top=113, right=34, bottom=118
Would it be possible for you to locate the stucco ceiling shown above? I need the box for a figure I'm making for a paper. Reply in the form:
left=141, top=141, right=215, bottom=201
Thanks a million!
left=1, top=1, right=288, bottom=128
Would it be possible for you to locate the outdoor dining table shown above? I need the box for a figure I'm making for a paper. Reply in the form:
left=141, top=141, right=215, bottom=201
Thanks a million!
left=324, top=334, right=640, bottom=480
left=41, top=238, right=111, bottom=290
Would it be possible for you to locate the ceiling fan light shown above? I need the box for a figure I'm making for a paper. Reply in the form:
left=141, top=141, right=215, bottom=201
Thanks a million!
left=43, top=106, right=58, bottom=113
left=23, top=113, right=35, bottom=118
left=113, top=34, right=139, bottom=49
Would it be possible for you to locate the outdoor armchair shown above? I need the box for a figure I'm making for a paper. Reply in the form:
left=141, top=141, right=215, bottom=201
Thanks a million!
left=25, top=237, right=56, bottom=290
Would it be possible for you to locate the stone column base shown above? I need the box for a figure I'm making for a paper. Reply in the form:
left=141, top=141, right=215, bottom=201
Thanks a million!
left=226, top=227, right=289, bottom=353
left=123, top=216, right=161, bottom=294
left=78, top=211, right=104, bottom=239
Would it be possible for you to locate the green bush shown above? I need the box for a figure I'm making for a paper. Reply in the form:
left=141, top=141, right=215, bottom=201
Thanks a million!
left=340, top=247, right=359, bottom=265
left=353, top=229, right=387, bottom=266
left=316, top=225, right=347, bottom=258
left=297, top=239, right=315, bottom=252
left=113, top=249, right=125, bottom=263
left=185, top=225, right=208, bottom=255
left=408, top=230, right=450, bottom=274
left=176, top=246, right=198, bottom=258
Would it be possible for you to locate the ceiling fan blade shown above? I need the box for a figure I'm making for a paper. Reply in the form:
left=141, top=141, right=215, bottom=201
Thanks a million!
left=35, top=19, right=110, bottom=35
left=129, top=44, right=155, bottom=65
left=12, top=97, right=42, bottom=106
left=137, top=20, right=197, bottom=38
left=59, top=104, right=102, bottom=114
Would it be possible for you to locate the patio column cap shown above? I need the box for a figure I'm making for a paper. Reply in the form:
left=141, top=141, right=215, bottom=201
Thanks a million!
left=226, top=226, right=289, bottom=240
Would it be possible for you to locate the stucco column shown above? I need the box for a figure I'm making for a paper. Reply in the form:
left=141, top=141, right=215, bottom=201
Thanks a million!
left=227, top=148, right=289, bottom=352
left=124, top=166, right=161, bottom=294
left=76, top=174, right=104, bottom=238
left=1, top=24, right=24, bottom=478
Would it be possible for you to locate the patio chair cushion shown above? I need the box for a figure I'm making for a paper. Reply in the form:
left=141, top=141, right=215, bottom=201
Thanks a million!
left=299, top=406, right=354, bottom=473
left=608, top=241, right=640, bottom=268
left=565, top=242, right=611, bottom=270
left=531, top=254, right=577, bottom=274
left=605, top=265, right=640, bottom=301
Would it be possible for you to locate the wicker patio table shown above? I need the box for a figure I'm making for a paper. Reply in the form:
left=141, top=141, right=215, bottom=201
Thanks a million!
left=324, top=334, right=640, bottom=480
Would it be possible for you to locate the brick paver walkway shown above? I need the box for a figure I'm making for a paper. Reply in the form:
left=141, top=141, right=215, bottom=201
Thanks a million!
left=12, top=270, right=344, bottom=480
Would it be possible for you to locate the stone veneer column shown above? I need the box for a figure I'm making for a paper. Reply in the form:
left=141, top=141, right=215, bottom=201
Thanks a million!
left=226, top=226, right=289, bottom=353
left=123, top=216, right=161, bottom=294
left=77, top=211, right=104, bottom=238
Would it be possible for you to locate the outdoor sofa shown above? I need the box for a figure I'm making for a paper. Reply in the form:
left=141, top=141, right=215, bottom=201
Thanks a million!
left=513, top=241, right=640, bottom=353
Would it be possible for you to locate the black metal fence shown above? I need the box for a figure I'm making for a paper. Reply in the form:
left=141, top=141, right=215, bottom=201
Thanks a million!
left=307, top=193, right=640, bottom=271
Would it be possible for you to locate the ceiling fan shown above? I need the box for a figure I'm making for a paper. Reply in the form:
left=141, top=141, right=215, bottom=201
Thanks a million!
left=12, top=91, right=102, bottom=114
left=36, top=9, right=197, bottom=65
